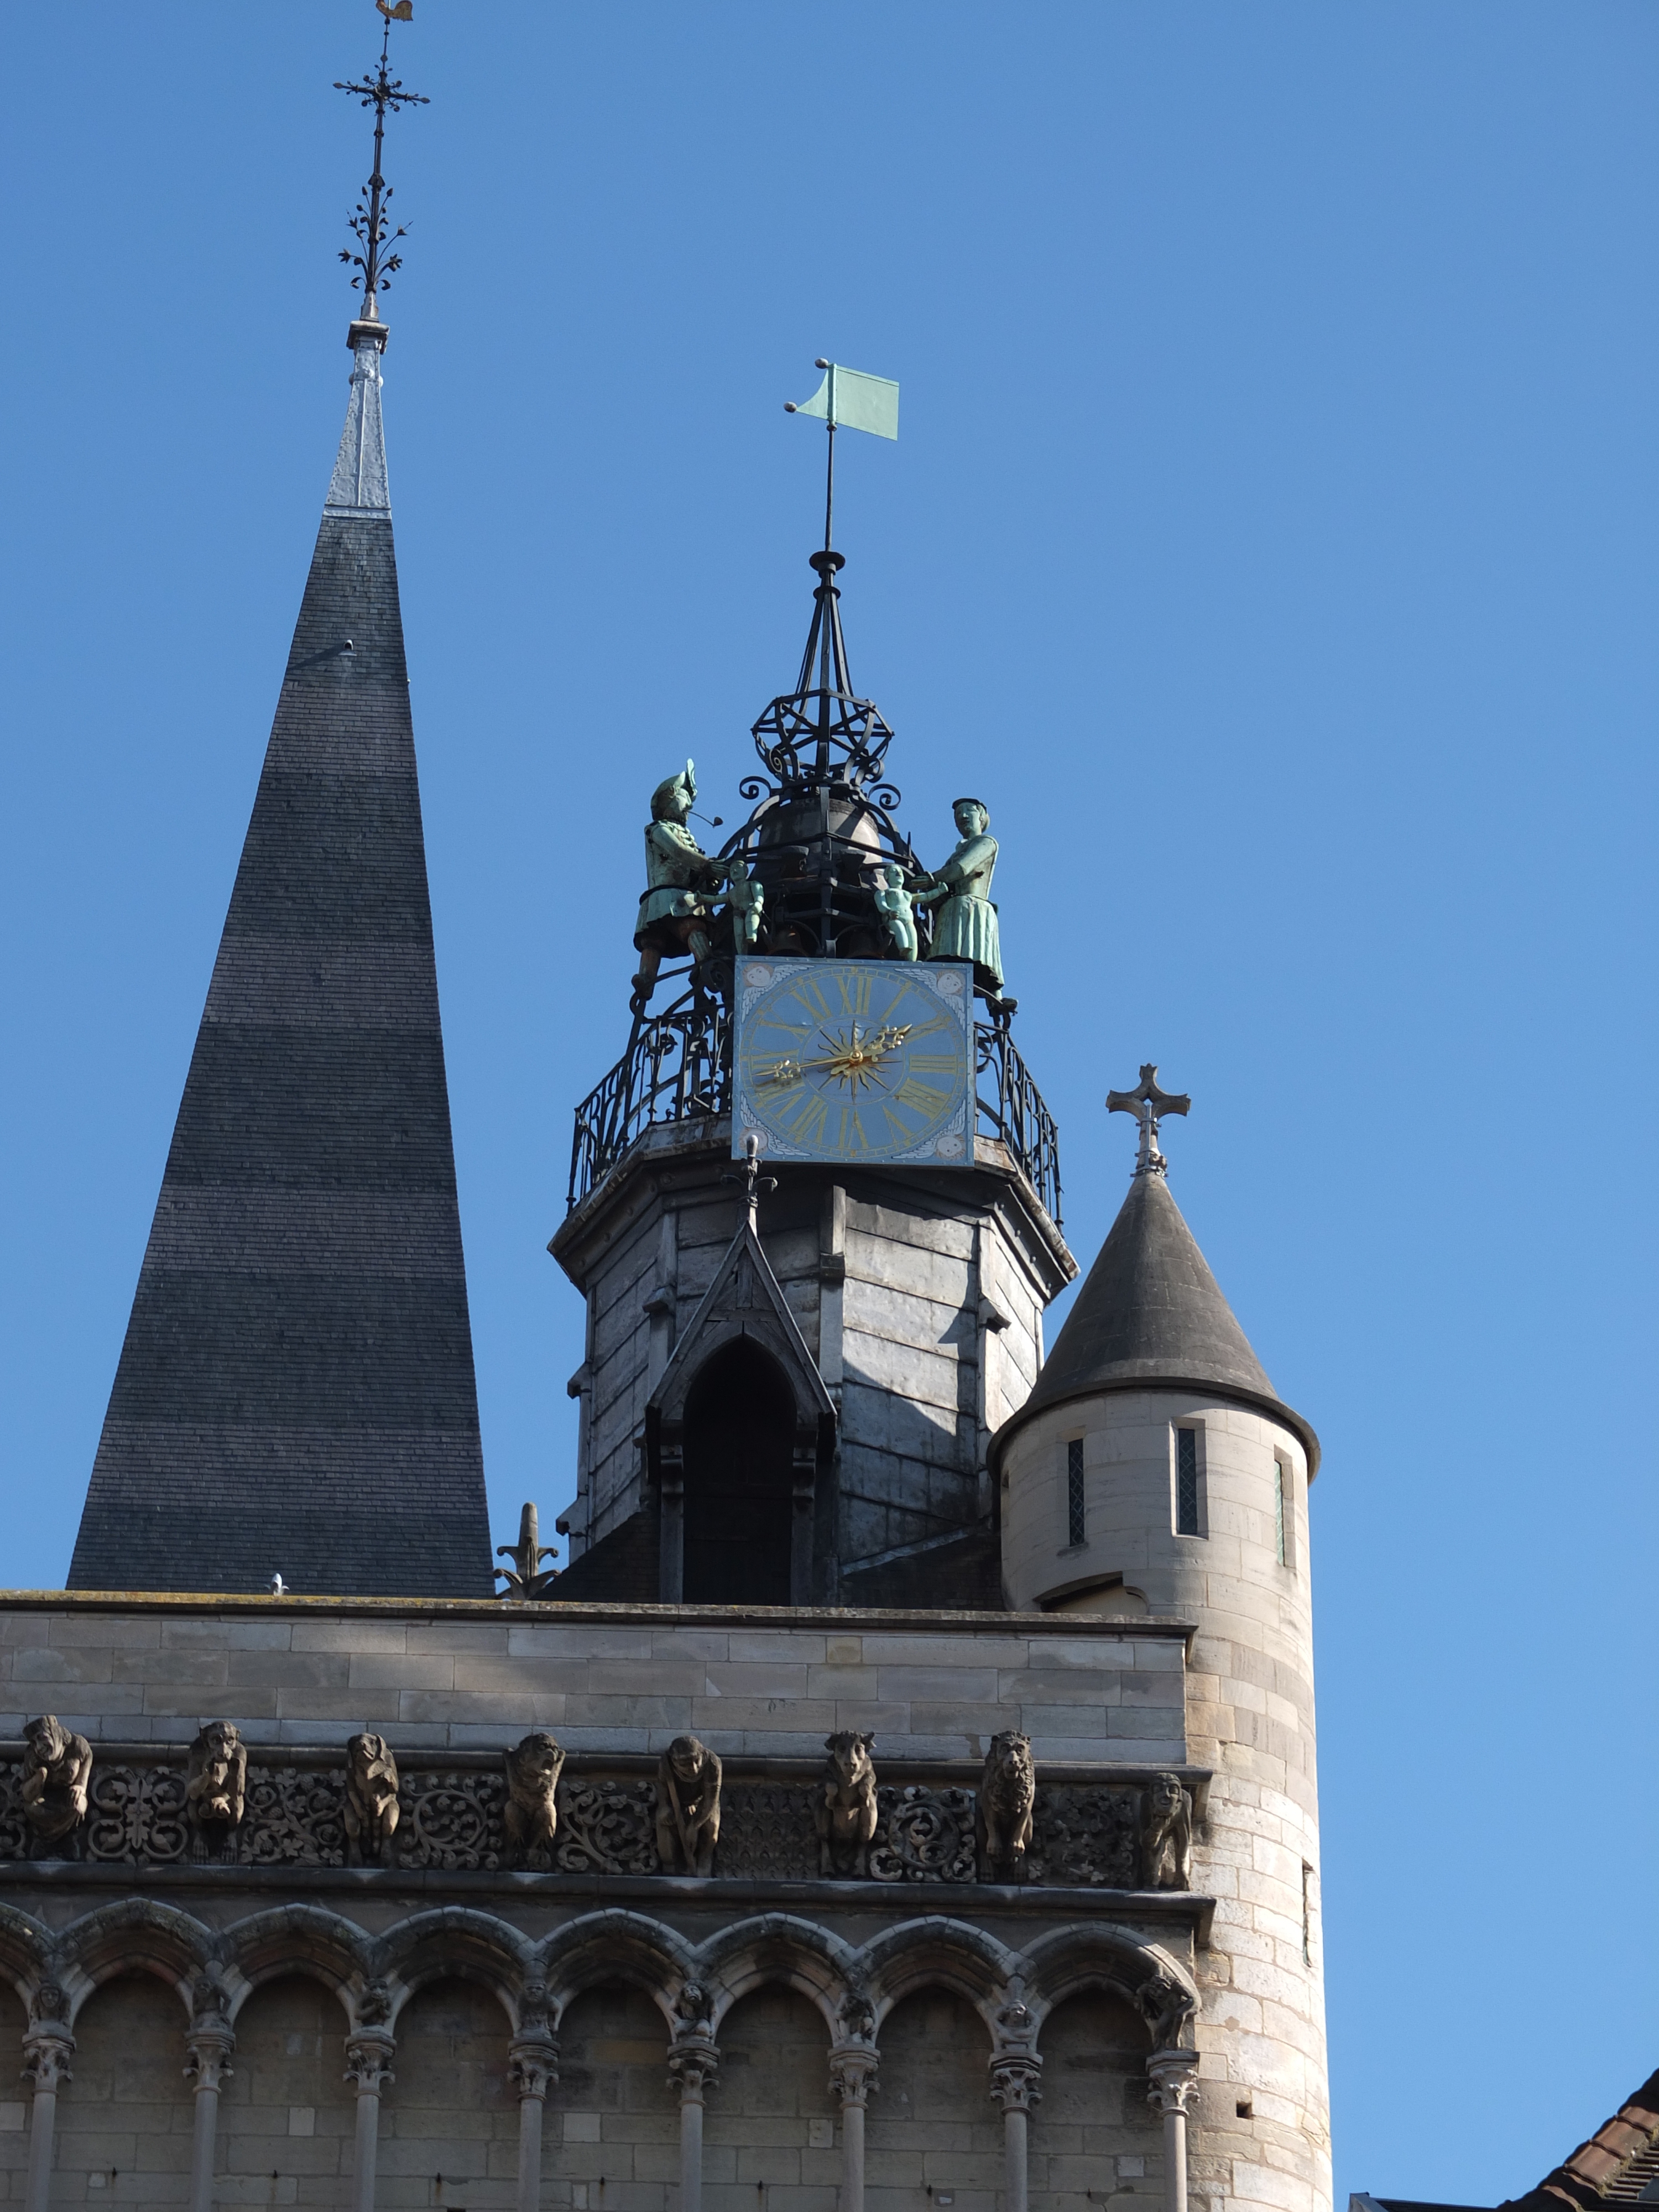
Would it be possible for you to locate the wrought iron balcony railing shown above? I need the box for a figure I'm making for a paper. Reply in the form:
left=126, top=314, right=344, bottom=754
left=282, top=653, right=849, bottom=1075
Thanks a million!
left=567, top=991, right=1061, bottom=1226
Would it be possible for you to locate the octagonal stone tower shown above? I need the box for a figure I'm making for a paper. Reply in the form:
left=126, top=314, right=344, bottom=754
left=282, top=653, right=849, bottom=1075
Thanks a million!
left=548, top=544, right=1076, bottom=1609
left=993, top=1093, right=1329, bottom=2212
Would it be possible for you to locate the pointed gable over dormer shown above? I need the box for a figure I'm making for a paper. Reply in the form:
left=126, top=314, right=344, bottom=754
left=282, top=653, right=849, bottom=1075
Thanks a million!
left=67, top=320, right=493, bottom=1598
left=646, top=1212, right=837, bottom=1606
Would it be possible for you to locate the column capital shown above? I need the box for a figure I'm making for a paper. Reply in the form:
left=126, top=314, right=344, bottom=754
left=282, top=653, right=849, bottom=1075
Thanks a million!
left=345, top=2029, right=396, bottom=2096
left=988, top=2052, right=1042, bottom=2114
left=508, top=2038, right=559, bottom=2101
left=185, top=2025, right=236, bottom=2093
left=828, top=2044, right=879, bottom=2107
left=1145, top=2048, right=1201, bottom=2116
left=21, top=2031, right=74, bottom=2094
left=667, top=2036, right=719, bottom=2104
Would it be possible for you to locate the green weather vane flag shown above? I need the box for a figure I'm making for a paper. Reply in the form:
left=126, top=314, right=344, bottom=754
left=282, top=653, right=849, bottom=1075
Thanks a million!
left=786, top=357, right=900, bottom=550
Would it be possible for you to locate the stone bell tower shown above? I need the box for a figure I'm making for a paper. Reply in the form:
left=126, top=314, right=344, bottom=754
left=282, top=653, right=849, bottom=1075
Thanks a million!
left=550, top=544, right=1075, bottom=1605
left=993, top=1067, right=1331, bottom=2212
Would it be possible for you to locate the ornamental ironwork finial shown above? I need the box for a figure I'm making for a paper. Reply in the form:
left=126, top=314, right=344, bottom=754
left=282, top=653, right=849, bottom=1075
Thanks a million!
left=724, top=1131, right=778, bottom=1236
left=333, top=3, right=428, bottom=328
left=1107, top=1065, right=1191, bottom=1178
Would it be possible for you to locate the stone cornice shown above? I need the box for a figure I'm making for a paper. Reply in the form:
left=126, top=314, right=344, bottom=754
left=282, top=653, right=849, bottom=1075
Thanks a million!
left=0, top=1859, right=1215, bottom=1939
left=0, top=1592, right=1196, bottom=1636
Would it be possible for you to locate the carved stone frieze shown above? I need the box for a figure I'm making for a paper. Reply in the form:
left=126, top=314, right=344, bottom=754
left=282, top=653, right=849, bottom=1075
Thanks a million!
left=0, top=1765, right=29, bottom=1860
left=238, top=1768, right=347, bottom=1866
left=86, top=1765, right=190, bottom=1865
left=1032, top=1785, right=1140, bottom=1888
left=395, top=1770, right=505, bottom=1871
left=716, top=1782, right=819, bottom=1877
left=869, top=1783, right=978, bottom=1884
left=0, top=1740, right=1190, bottom=1891
left=553, top=1780, right=656, bottom=1874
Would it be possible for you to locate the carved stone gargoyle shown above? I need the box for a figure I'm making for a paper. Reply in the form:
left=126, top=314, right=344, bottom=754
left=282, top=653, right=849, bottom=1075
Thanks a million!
left=655, top=1734, right=721, bottom=1877
left=816, top=1731, right=878, bottom=1879
left=20, top=1717, right=92, bottom=1861
left=1140, top=1774, right=1193, bottom=1890
left=185, top=1722, right=247, bottom=1862
left=504, top=1732, right=565, bottom=1869
left=977, top=1730, right=1036, bottom=1880
left=343, top=1733, right=400, bottom=1868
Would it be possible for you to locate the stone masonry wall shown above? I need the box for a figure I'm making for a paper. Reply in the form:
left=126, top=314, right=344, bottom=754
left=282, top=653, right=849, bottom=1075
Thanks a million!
left=0, top=1603, right=1186, bottom=1767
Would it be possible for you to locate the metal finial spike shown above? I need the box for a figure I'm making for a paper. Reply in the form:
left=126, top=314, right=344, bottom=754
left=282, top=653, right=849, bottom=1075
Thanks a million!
left=1107, top=1064, right=1191, bottom=1179
left=724, top=1131, right=778, bottom=1233
left=333, top=7, right=429, bottom=330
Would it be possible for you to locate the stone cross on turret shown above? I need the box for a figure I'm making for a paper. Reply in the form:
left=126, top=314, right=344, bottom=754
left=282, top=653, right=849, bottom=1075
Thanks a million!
left=1107, top=1065, right=1191, bottom=1179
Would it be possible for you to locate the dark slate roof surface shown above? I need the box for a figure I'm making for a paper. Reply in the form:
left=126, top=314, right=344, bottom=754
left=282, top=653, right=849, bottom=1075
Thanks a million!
left=69, top=352, right=492, bottom=1597
left=1007, top=1169, right=1319, bottom=1472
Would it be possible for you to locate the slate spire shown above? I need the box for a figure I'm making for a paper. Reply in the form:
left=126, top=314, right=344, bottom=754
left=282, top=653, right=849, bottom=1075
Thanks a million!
left=1016, top=1128, right=1320, bottom=1472
left=67, top=316, right=494, bottom=1595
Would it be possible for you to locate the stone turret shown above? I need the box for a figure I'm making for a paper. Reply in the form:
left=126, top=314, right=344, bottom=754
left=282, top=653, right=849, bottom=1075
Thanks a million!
left=993, top=1088, right=1329, bottom=2212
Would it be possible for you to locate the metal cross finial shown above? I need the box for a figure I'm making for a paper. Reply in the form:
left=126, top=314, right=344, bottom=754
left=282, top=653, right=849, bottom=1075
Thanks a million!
left=1106, top=1065, right=1191, bottom=1178
left=333, top=4, right=428, bottom=322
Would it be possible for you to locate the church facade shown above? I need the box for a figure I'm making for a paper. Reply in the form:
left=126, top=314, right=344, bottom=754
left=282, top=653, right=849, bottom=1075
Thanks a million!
left=0, top=35, right=1331, bottom=2212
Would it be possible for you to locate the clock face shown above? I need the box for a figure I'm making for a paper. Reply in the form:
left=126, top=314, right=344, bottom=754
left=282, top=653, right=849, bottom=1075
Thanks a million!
left=733, top=958, right=974, bottom=1166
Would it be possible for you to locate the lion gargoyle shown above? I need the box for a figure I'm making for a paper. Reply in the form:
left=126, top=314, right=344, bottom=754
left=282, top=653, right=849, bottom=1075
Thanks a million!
left=186, top=1720, right=247, bottom=1860
left=978, top=1729, right=1036, bottom=1880
left=1140, top=1773, right=1193, bottom=1890
left=20, top=1715, right=92, bottom=1861
left=816, top=1731, right=879, bottom=1879
left=655, top=1734, right=722, bottom=1877
left=343, top=1733, right=400, bottom=1868
left=504, top=1731, right=566, bottom=1869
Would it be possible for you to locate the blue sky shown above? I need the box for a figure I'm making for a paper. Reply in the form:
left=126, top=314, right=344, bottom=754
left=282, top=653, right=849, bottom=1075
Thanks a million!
left=2, top=4, right=1655, bottom=2201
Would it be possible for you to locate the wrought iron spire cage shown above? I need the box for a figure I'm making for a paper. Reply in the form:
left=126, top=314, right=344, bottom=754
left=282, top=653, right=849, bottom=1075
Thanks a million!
left=709, top=548, right=927, bottom=968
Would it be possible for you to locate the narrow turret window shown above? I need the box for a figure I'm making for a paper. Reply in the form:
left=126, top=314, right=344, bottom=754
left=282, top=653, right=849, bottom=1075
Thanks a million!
left=1175, top=1426, right=1201, bottom=1536
left=1066, top=1438, right=1086, bottom=1547
left=1275, top=1462, right=1287, bottom=1565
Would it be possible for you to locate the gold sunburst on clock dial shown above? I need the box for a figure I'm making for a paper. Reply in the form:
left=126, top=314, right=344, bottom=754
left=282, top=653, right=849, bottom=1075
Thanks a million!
left=733, top=958, right=974, bottom=1165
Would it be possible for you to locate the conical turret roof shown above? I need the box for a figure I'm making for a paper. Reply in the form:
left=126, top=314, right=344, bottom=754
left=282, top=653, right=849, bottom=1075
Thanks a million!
left=1002, top=1168, right=1319, bottom=1472
left=67, top=327, right=493, bottom=1597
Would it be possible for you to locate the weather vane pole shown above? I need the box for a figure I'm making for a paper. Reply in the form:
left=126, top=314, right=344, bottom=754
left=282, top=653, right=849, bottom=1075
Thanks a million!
left=785, top=358, right=899, bottom=554
left=334, top=1, right=427, bottom=330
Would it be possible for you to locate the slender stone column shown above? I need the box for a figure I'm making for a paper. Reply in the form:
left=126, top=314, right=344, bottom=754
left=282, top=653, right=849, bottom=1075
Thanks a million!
left=508, top=2038, right=558, bottom=2212
left=988, top=2054, right=1042, bottom=2212
left=828, top=2047, right=878, bottom=2212
left=184, top=2023, right=236, bottom=2212
left=667, top=2039, right=718, bottom=2212
left=21, top=2025, right=74, bottom=2212
left=345, top=2030, right=396, bottom=2212
left=1146, top=2050, right=1202, bottom=2212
